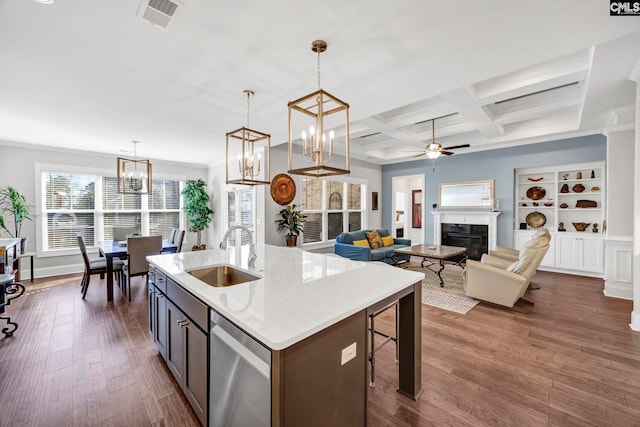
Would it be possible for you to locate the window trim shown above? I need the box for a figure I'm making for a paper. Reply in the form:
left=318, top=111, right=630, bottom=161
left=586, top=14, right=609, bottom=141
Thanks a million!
left=35, top=163, right=186, bottom=258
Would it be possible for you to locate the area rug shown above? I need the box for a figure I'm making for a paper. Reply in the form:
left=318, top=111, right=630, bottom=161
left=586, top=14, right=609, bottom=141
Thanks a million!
left=404, top=262, right=479, bottom=314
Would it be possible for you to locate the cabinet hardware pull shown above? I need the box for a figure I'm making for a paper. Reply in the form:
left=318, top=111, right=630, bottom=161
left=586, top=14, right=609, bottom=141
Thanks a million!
left=156, top=294, right=164, bottom=299
left=177, top=319, right=189, bottom=326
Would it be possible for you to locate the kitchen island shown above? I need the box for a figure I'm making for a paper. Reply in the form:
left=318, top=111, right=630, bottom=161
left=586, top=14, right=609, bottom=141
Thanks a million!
left=147, top=245, right=424, bottom=426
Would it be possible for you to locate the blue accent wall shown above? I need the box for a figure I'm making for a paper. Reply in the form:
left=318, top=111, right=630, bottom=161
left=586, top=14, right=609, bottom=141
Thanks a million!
left=381, top=134, right=606, bottom=246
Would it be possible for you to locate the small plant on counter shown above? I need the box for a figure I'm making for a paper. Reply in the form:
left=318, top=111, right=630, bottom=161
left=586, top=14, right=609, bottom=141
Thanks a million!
left=275, top=204, right=307, bottom=247
left=181, top=179, right=214, bottom=250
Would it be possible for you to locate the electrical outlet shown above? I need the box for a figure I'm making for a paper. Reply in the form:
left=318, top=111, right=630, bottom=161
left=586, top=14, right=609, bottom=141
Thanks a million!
left=341, top=342, right=357, bottom=365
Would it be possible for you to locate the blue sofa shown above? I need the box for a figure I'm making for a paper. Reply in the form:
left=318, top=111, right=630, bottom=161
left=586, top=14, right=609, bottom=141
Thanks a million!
left=334, top=229, right=412, bottom=264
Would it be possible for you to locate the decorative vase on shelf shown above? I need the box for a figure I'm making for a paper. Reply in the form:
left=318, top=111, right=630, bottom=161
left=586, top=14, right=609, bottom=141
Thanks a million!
left=576, top=172, right=582, bottom=179
left=591, top=170, right=595, bottom=179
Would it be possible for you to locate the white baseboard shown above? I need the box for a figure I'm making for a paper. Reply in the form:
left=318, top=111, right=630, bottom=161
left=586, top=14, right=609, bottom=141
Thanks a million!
left=29, top=263, right=84, bottom=281
left=631, top=310, right=640, bottom=332
left=603, top=284, right=633, bottom=300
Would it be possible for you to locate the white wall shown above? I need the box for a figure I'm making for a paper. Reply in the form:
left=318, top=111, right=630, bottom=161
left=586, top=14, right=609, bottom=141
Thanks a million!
left=607, top=130, right=635, bottom=236
left=604, top=130, right=635, bottom=300
left=0, top=141, right=207, bottom=278
left=264, top=144, right=382, bottom=247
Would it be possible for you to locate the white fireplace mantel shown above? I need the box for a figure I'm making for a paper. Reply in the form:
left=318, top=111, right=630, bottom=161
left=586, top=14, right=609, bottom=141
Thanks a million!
left=432, top=210, right=501, bottom=250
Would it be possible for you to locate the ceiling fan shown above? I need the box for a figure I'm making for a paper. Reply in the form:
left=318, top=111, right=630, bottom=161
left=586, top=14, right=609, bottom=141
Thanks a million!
left=414, top=119, right=470, bottom=159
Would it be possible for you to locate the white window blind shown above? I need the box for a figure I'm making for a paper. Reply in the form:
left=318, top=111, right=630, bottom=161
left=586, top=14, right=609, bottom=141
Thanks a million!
left=149, top=179, right=181, bottom=238
left=301, top=179, right=365, bottom=245
left=44, top=171, right=97, bottom=249
left=225, top=188, right=253, bottom=246
left=40, top=168, right=183, bottom=253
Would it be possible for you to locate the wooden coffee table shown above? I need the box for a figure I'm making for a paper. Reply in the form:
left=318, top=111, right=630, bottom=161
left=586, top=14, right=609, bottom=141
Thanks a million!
left=394, top=244, right=467, bottom=287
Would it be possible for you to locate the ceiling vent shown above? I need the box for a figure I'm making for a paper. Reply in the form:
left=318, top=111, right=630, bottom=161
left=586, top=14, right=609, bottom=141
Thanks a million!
left=137, top=0, right=181, bottom=29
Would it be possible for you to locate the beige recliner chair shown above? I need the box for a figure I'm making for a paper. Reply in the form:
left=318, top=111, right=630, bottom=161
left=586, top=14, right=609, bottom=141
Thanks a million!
left=488, top=228, right=550, bottom=265
left=464, top=229, right=551, bottom=308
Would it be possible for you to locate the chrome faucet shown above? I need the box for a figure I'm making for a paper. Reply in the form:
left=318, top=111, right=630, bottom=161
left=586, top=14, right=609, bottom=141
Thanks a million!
left=220, top=225, right=257, bottom=269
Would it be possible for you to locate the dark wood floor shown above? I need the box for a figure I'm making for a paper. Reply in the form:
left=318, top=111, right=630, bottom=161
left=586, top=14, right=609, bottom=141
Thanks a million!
left=1, top=271, right=639, bottom=426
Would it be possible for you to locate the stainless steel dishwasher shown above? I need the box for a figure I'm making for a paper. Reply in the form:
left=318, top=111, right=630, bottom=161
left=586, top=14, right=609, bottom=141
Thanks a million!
left=210, top=311, right=271, bottom=427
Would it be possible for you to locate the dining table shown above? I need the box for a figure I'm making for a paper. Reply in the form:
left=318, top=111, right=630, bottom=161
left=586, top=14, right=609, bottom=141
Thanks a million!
left=97, top=240, right=177, bottom=302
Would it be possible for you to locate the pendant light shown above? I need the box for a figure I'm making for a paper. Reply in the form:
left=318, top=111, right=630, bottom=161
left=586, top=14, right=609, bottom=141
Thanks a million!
left=117, top=141, right=152, bottom=194
left=225, top=90, right=271, bottom=186
left=287, top=39, right=350, bottom=177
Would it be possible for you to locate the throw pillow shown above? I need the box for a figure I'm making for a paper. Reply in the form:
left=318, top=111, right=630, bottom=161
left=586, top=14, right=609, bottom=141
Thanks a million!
left=365, top=230, right=384, bottom=249
left=352, top=239, right=370, bottom=247
left=381, top=235, right=394, bottom=247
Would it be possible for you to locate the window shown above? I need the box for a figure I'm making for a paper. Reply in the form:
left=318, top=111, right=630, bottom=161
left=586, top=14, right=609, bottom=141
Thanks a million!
left=224, top=188, right=254, bottom=246
left=39, top=165, right=184, bottom=254
left=301, top=179, right=365, bottom=245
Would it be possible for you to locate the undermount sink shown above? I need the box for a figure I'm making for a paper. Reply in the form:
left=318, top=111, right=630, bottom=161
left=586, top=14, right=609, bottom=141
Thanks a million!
left=188, top=265, right=260, bottom=287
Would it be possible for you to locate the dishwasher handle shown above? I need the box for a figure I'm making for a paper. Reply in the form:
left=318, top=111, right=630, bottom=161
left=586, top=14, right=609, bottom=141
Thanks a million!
left=212, top=325, right=270, bottom=380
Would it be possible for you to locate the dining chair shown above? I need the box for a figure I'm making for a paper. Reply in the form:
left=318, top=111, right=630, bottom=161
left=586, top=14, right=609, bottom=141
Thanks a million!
left=113, top=226, right=141, bottom=241
left=171, top=229, right=185, bottom=252
left=168, top=228, right=178, bottom=244
left=76, top=234, right=124, bottom=300
left=125, top=235, right=162, bottom=301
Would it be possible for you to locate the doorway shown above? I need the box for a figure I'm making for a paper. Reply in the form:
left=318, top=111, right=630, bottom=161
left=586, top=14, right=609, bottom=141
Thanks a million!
left=391, top=175, right=424, bottom=245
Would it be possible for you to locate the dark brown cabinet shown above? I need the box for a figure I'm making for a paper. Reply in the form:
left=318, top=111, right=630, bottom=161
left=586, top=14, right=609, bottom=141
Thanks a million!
left=148, top=270, right=209, bottom=426
left=166, top=298, right=208, bottom=425
left=148, top=285, right=168, bottom=359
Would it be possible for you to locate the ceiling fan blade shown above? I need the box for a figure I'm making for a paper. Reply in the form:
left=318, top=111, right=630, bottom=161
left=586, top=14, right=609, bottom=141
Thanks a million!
left=443, top=144, right=470, bottom=150
left=441, top=151, right=454, bottom=156
left=413, top=152, right=426, bottom=158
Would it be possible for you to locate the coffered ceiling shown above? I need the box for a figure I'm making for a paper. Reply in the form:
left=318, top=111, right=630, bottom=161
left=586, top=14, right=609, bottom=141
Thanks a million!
left=1, top=1, right=639, bottom=166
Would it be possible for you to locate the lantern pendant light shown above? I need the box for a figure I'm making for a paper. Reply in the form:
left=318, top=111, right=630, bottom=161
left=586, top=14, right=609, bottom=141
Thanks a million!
left=225, top=90, right=271, bottom=186
left=287, top=39, right=350, bottom=177
left=117, top=140, right=152, bottom=194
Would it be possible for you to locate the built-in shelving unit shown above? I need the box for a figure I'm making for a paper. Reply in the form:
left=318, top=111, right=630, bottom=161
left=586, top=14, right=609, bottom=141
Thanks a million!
left=514, top=161, right=605, bottom=276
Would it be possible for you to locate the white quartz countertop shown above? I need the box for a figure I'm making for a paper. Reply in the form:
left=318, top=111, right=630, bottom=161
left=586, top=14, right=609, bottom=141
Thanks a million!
left=147, top=245, right=424, bottom=350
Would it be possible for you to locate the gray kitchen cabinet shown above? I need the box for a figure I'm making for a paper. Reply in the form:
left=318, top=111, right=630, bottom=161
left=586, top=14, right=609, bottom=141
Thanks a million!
left=148, top=268, right=168, bottom=360
left=164, top=284, right=209, bottom=426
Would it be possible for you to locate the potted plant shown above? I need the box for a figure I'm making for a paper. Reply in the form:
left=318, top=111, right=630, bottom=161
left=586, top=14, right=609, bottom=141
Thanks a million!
left=181, top=179, right=214, bottom=250
left=275, top=204, right=307, bottom=247
left=0, top=186, right=33, bottom=251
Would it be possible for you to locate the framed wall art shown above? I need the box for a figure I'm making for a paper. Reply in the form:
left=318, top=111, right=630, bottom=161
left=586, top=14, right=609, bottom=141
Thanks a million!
left=412, top=189, right=422, bottom=228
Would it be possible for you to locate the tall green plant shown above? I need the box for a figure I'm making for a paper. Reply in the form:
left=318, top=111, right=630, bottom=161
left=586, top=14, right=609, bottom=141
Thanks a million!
left=0, top=186, right=33, bottom=238
left=275, top=204, right=307, bottom=238
left=181, top=179, right=214, bottom=248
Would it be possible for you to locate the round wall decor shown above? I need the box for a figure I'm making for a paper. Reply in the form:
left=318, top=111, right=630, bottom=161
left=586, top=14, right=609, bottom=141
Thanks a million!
left=270, top=173, right=296, bottom=205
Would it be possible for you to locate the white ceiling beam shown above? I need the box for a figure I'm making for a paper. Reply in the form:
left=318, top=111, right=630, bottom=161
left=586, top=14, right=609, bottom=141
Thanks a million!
left=441, top=87, right=506, bottom=138
left=471, top=50, right=591, bottom=103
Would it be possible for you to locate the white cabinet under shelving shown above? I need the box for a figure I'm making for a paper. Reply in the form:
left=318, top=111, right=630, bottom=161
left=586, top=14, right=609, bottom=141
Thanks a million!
left=555, top=233, right=603, bottom=273
left=514, top=161, right=605, bottom=276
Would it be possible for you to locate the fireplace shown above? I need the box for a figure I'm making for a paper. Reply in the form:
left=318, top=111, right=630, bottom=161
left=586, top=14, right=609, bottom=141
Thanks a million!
left=441, top=223, right=488, bottom=260
left=432, top=210, right=500, bottom=255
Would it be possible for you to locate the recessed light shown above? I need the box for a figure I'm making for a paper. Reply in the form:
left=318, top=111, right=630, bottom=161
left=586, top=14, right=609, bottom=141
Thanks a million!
left=34, top=0, right=54, bottom=4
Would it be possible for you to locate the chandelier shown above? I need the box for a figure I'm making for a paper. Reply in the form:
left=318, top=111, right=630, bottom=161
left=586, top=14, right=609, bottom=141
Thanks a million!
left=287, top=39, right=350, bottom=177
left=225, top=90, right=271, bottom=186
left=117, top=141, right=152, bottom=194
